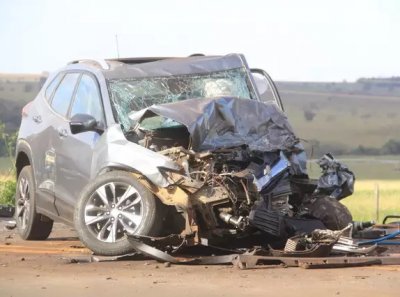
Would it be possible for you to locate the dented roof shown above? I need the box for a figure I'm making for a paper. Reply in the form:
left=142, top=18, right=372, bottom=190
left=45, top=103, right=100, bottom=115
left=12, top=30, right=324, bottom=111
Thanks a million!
left=103, top=54, right=251, bottom=80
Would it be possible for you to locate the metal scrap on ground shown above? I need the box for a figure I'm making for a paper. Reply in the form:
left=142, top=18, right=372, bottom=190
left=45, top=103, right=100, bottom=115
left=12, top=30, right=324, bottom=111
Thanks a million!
left=84, top=222, right=400, bottom=270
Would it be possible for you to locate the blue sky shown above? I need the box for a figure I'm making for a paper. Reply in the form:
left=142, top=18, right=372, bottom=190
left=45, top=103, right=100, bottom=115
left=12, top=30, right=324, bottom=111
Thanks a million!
left=1, top=0, right=399, bottom=81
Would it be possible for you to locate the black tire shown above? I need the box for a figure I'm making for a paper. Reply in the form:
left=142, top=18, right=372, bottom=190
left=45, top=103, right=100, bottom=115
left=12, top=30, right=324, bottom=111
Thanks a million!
left=15, top=166, right=53, bottom=240
left=74, top=171, right=163, bottom=256
left=307, top=197, right=353, bottom=230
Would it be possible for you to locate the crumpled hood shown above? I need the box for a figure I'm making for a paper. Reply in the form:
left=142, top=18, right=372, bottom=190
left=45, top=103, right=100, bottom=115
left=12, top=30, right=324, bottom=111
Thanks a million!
left=129, top=97, right=299, bottom=152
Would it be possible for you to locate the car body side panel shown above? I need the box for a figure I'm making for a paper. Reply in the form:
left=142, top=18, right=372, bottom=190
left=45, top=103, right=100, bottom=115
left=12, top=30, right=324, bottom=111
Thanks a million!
left=17, top=90, right=59, bottom=217
left=15, top=139, right=57, bottom=217
left=92, top=124, right=181, bottom=188
left=53, top=122, right=100, bottom=222
left=49, top=71, right=104, bottom=222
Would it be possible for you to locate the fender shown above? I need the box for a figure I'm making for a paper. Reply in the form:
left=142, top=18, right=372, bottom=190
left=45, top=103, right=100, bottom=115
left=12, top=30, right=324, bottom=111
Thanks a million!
left=15, top=139, right=34, bottom=177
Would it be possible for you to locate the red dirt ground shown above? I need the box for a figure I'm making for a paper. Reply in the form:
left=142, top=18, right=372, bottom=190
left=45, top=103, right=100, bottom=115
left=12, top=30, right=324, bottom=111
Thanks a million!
left=1, top=218, right=399, bottom=297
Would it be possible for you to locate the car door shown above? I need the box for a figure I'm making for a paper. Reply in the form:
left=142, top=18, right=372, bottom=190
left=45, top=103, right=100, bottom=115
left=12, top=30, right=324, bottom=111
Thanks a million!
left=33, top=72, right=81, bottom=220
left=26, top=72, right=65, bottom=217
left=53, top=73, right=105, bottom=222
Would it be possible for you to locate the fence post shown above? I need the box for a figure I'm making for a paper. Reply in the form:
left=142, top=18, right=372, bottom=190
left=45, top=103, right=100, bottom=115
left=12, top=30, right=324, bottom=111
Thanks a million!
left=375, top=183, right=380, bottom=223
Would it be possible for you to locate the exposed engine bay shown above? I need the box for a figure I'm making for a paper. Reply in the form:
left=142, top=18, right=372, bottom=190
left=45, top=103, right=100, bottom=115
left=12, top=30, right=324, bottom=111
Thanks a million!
left=124, top=97, right=355, bottom=244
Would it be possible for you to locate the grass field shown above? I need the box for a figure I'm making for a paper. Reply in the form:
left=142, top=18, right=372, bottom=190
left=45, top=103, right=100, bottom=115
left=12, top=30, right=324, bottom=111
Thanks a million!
left=0, top=157, right=14, bottom=174
left=307, top=155, right=400, bottom=180
left=343, top=180, right=400, bottom=222
left=281, top=89, right=400, bottom=150
left=0, top=174, right=12, bottom=181
left=305, top=156, right=399, bottom=222
left=0, top=171, right=15, bottom=205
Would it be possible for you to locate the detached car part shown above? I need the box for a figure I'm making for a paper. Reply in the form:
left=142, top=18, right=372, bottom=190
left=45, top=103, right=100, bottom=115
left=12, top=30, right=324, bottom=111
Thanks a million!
left=127, top=236, right=400, bottom=269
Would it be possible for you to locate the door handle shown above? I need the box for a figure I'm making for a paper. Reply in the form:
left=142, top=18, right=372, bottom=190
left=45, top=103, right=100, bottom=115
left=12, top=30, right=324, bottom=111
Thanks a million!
left=57, top=127, right=68, bottom=138
left=32, top=115, right=42, bottom=123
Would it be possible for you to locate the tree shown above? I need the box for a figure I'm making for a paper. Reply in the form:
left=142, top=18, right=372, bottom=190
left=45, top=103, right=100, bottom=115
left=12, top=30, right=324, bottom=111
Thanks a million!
left=381, top=139, right=400, bottom=155
left=303, top=109, right=316, bottom=122
left=0, top=121, right=17, bottom=163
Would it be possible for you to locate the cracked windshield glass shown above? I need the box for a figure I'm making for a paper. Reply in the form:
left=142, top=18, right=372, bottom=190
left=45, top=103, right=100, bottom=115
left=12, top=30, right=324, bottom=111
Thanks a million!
left=108, top=67, right=255, bottom=130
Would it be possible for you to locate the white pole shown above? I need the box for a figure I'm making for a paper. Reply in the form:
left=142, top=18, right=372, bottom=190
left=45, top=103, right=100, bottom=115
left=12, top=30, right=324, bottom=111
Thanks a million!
left=375, top=183, right=380, bottom=223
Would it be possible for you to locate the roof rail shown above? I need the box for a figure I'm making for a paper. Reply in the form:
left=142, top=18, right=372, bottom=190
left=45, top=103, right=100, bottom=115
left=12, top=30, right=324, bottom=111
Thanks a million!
left=68, top=59, right=110, bottom=70
left=105, top=57, right=176, bottom=64
left=69, top=55, right=208, bottom=68
left=107, top=55, right=206, bottom=65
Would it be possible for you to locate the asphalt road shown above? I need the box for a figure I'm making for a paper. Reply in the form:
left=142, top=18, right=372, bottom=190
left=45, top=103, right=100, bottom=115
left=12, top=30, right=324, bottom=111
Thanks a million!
left=1, top=218, right=400, bottom=297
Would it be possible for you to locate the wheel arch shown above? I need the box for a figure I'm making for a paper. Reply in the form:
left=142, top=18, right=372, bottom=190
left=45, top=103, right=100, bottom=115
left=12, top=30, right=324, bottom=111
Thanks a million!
left=97, top=163, right=141, bottom=177
left=96, top=164, right=191, bottom=210
left=15, top=140, right=33, bottom=178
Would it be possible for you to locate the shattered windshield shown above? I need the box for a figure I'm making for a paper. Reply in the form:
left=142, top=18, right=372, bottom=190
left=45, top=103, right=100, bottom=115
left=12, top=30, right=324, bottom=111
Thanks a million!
left=108, top=67, right=255, bottom=130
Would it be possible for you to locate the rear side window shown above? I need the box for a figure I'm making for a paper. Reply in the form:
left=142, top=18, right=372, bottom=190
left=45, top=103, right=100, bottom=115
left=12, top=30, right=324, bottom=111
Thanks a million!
left=50, top=73, right=80, bottom=116
left=45, top=73, right=64, bottom=101
left=70, top=74, right=104, bottom=123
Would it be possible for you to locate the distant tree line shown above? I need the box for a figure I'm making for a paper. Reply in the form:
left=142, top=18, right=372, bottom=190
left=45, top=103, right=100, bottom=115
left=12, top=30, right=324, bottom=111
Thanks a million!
left=0, top=99, right=23, bottom=133
left=357, top=77, right=400, bottom=90
left=0, top=99, right=23, bottom=157
left=357, top=76, right=400, bottom=83
left=0, top=121, right=17, bottom=159
left=307, top=139, right=400, bottom=157
left=351, top=139, right=400, bottom=156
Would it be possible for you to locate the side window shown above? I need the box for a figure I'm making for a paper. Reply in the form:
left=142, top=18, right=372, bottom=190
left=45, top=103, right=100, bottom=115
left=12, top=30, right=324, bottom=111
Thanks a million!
left=70, top=74, right=104, bottom=123
left=251, top=72, right=279, bottom=106
left=50, top=73, right=80, bottom=116
left=45, top=73, right=64, bottom=101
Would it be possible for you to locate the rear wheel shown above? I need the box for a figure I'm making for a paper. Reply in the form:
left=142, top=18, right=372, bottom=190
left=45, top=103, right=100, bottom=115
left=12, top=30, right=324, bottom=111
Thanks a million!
left=74, top=171, right=163, bottom=256
left=15, top=166, right=53, bottom=240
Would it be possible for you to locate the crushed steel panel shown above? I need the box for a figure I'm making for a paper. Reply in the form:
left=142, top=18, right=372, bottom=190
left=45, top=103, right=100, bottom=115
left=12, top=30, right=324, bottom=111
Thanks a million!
left=131, top=97, right=300, bottom=152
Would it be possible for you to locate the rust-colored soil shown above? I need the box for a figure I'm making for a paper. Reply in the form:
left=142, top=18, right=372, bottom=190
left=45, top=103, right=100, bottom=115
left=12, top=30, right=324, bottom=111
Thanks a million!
left=1, top=219, right=400, bottom=297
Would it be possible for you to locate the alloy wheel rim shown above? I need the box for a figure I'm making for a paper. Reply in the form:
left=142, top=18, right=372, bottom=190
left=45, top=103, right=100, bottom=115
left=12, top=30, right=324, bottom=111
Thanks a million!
left=84, top=182, right=143, bottom=243
left=16, top=177, right=30, bottom=230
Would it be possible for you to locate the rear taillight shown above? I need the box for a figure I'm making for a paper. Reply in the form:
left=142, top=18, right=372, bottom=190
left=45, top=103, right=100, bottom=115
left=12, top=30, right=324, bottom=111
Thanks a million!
left=22, top=102, right=33, bottom=117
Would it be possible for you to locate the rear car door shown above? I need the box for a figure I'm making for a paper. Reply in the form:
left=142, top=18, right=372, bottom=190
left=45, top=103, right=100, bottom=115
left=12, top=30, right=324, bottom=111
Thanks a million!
left=53, top=73, right=105, bottom=222
left=40, top=72, right=80, bottom=223
left=32, top=73, right=80, bottom=220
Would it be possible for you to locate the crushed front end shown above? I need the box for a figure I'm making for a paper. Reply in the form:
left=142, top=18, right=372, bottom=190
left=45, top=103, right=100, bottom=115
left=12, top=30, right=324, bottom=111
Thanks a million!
left=105, top=54, right=355, bottom=250
left=124, top=97, right=354, bottom=249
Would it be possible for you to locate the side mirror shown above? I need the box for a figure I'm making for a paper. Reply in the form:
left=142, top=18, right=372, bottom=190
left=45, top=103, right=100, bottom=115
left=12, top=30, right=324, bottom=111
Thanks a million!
left=69, top=113, right=102, bottom=134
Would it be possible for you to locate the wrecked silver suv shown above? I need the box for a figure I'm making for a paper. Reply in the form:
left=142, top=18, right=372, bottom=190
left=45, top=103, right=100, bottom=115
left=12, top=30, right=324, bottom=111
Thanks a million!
left=15, top=54, right=353, bottom=255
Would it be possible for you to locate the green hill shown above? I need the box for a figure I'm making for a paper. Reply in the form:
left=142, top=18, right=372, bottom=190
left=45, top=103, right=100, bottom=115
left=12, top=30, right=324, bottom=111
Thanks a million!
left=0, top=73, right=399, bottom=157
left=278, top=83, right=400, bottom=155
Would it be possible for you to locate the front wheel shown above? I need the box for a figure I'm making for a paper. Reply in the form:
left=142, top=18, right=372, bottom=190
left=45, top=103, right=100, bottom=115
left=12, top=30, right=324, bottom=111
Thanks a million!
left=307, top=196, right=353, bottom=230
left=74, top=171, right=163, bottom=256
